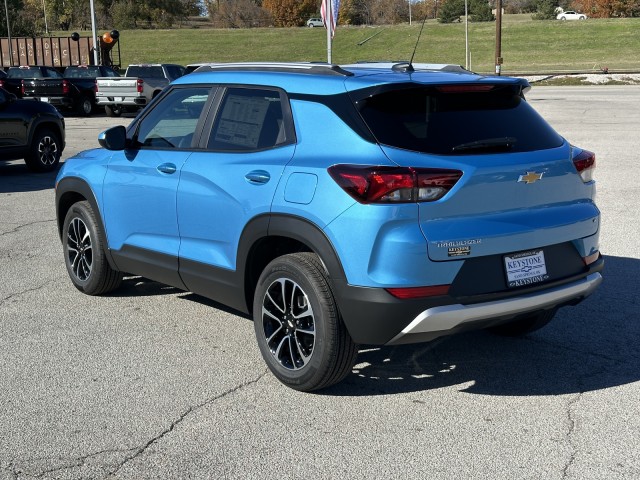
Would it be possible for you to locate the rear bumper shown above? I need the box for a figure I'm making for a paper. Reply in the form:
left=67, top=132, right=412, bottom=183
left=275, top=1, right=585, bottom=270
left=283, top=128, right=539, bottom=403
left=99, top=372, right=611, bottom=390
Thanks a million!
left=96, top=96, right=147, bottom=106
left=333, top=256, right=603, bottom=345
left=386, top=272, right=602, bottom=345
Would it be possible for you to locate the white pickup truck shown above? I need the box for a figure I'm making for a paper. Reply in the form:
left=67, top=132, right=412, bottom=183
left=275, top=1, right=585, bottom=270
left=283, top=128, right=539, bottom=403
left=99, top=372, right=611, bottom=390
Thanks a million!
left=95, top=63, right=185, bottom=117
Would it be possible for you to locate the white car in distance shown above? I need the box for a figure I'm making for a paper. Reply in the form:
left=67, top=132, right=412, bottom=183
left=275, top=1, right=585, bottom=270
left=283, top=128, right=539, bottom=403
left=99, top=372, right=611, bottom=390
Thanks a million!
left=557, top=10, right=587, bottom=20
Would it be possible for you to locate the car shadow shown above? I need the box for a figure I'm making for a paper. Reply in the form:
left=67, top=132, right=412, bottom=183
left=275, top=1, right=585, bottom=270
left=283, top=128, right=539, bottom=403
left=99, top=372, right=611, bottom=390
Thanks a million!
left=0, top=163, right=59, bottom=193
left=322, top=255, right=638, bottom=397
left=102, top=255, right=638, bottom=398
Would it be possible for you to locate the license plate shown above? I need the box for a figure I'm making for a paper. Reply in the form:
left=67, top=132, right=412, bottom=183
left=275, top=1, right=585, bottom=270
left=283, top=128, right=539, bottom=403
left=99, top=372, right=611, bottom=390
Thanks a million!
left=115, top=97, right=123, bottom=102
left=504, top=250, right=549, bottom=288
left=40, top=97, right=48, bottom=102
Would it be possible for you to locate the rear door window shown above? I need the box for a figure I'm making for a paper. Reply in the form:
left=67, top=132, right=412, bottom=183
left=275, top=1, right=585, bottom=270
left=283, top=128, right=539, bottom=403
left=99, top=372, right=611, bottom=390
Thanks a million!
left=207, top=87, right=292, bottom=151
left=354, top=84, right=563, bottom=155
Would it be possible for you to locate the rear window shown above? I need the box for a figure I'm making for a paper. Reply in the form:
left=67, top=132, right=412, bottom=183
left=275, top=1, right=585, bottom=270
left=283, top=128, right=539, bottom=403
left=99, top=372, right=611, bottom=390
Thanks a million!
left=354, top=84, right=563, bottom=155
left=8, top=68, right=43, bottom=79
left=126, top=66, right=165, bottom=78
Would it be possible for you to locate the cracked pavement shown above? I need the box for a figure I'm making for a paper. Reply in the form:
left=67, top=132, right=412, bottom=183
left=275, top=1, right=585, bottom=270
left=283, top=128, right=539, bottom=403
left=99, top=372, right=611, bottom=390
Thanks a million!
left=1, top=87, right=639, bottom=479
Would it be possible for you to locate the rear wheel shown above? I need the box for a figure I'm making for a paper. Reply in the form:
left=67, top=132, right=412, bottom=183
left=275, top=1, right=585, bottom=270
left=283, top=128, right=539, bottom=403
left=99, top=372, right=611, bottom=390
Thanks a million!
left=77, top=96, right=93, bottom=116
left=488, top=309, right=556, bottom=336
left=24, top=128, right=61, bottom=172
left=253, top=253, right=358, bottom=391
left=105, top=104, right=122, bottom=117
left=62, top=201, right=122, bottom=295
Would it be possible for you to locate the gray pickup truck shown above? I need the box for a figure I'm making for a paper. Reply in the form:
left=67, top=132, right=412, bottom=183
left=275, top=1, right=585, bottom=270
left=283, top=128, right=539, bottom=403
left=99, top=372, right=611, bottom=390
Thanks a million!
left=95, top=63, right=185, bottom=116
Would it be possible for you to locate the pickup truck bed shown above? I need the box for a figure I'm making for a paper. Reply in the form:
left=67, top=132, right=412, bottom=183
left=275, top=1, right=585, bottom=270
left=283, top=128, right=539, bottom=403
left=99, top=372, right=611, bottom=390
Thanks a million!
left=22, top=65, right=120, bottom=116
left=95, top=63, right=185, bottom=116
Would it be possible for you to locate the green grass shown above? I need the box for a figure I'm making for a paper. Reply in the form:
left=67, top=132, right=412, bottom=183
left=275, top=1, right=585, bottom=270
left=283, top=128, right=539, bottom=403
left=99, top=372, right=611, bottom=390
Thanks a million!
left=59, top=15, right=640, bottom=74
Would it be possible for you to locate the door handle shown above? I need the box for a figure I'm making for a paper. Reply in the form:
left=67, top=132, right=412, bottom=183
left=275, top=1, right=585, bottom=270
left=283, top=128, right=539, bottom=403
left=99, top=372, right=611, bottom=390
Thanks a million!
left=157, top=163, right=177, bottom=174
left=245, top=170, right=271, bottom=185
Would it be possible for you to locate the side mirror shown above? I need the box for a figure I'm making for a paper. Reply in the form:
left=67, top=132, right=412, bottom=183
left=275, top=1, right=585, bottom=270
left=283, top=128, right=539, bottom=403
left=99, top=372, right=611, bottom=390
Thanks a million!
left=98, top=125, right=127, bottom=150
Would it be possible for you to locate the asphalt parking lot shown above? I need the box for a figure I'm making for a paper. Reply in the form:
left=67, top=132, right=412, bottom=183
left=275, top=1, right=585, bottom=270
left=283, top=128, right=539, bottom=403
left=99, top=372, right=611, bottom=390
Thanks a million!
left=1, top=86, right=639, bottom=479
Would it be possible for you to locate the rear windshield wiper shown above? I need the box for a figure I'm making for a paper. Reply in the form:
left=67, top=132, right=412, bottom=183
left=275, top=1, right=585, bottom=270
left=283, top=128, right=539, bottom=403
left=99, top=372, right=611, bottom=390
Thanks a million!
left=452, top=137, right=517, bottom=153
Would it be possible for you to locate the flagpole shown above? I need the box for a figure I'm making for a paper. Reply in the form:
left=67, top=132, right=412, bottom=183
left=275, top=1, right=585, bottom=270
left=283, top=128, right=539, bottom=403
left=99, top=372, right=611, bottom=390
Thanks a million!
left=326, top=0, right=332, bottom=64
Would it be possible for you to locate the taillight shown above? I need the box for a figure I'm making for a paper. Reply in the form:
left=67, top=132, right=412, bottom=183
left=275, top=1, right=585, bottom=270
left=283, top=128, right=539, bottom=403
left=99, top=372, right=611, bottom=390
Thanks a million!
left=386, top=285, right=450, bottom=299
left=0, top=79, right=4, bottom=88
left=328, top=165, right=462, bottom=204
left=436, top=85, right=495, bottom=93
left=20, top=80, right=25, bottom=96
left=62, top=79, right=70, bottom=95
left=136, top=78, right=144, bottom=93
left=94, top=80, right=98, bottom=93
left=572, top=149, right=595, bottom=183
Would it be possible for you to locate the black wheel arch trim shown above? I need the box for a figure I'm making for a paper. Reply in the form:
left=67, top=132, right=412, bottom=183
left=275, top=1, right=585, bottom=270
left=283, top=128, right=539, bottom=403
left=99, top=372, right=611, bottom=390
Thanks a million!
left=55, top=176, right=118, bottom=271
left=28, top=116, right=65, bottom=147
left=263, top=214, right=347, bottom=281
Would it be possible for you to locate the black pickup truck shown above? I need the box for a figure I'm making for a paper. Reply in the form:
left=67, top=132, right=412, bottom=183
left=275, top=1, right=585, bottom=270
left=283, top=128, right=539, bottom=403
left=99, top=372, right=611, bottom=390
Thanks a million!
left=0, top=65, right=63, bottom=98
left=22, top=65, right=120, bottom=116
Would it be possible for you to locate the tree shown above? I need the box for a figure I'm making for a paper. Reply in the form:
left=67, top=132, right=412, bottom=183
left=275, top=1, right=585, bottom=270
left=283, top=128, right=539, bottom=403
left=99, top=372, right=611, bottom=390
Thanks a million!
left=438, top=0, right=463, bottom=23
left=469, top=0, right=494, bottom=21
left=571, top=0, right=640, bottom=17
left=262, top=0, right=317, bottom=27
left=209, top=0, right=272, bottom=27
left=532, top=0, right=556, bottom=19
left=438, top=0, right=493, bottom=23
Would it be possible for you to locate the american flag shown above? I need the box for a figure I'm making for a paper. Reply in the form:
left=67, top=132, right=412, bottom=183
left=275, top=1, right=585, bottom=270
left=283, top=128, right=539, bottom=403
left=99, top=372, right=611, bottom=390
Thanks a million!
left=321, top=0, right=341, bottom=38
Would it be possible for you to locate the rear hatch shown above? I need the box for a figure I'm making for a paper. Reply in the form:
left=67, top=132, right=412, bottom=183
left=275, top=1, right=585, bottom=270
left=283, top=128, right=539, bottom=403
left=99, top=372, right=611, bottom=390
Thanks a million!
left=23, top=78, right=64, bottom=97
left=348, top=78, right=599, bottom=262
left=96, top=77, right=139, bottom=97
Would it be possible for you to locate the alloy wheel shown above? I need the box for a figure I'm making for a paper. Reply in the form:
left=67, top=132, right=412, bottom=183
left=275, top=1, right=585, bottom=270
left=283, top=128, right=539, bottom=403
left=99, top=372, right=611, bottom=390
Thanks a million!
left=66, top=217, right=93, bottom=281
left=37, top=135, right=59, bottom=167
left=261, top=278, right=316, bottom=370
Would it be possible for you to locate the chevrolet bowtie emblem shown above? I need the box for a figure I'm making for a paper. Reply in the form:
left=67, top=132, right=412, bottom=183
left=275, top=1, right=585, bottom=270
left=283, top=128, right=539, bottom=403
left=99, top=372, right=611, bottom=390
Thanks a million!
left=518, top=172, right=544, bottom=184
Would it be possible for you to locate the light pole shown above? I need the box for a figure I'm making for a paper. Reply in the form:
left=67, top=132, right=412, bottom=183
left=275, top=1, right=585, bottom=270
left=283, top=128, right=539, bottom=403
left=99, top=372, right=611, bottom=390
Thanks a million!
left=464, top=0, right=469, bottom=70
left=409, top=0, right=412, bottom=25
left=3, top=0, right=13, bottom=66
left=90, top=0, right=99, bottom=65
left=43, top=0, right=49, bottom=35
left=495, top=0, right=503, bottom=75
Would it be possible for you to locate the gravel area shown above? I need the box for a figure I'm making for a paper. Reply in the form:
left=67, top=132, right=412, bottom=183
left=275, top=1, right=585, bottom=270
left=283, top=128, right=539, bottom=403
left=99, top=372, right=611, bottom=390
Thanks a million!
left=522, top=73, right=640, bottom=84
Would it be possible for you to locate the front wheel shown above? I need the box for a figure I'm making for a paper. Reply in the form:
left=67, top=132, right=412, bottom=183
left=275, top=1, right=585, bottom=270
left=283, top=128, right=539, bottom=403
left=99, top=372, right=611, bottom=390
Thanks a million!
left=62, top=201, right=122, bottom=295
left=24, top=128, right=61, bottom=172
left=253, top=253, right=358, bottom=391
left=488, top=309, right=556, bottom=336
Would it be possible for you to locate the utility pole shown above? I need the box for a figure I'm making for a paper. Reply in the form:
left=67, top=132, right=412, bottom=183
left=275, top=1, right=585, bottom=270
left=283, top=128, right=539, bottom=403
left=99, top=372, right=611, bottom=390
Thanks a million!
left=495, top=0, right=503, bottom=75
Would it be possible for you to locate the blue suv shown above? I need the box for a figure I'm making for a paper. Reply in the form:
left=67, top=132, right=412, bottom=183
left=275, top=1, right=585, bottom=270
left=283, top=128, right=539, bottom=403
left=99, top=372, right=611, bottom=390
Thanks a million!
left=55, top=62, right=603, bottom=391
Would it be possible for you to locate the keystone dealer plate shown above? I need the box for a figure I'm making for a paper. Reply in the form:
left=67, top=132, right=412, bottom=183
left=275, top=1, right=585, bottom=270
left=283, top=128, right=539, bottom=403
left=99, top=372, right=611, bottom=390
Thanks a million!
left=504, top=249, right=549, bottom=288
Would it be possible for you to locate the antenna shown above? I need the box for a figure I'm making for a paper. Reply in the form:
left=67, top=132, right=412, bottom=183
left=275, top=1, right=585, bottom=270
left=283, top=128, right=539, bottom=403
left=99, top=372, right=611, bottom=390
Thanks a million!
left=408, top=12, right=430, bottom=71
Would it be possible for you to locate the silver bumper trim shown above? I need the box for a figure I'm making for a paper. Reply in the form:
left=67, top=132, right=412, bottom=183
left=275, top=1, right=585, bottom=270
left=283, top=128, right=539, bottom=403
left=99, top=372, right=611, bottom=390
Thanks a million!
left=386, top=272, right=602, bottom=345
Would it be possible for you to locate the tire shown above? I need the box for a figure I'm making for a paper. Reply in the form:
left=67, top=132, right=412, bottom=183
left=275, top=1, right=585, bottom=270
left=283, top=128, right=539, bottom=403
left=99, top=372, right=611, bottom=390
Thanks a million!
left=488, top=309, right=556, bottom=337
left=105, top=104, right=122, bottom=117
left=24, top=128, right=62, bottom=173
left=62, top=201, right=122, bottom=295
left=253, top=252, right=358, bottom=391
left=77, top=96, right=93, bottom=116
left=560, top=16, right=566, bottom=20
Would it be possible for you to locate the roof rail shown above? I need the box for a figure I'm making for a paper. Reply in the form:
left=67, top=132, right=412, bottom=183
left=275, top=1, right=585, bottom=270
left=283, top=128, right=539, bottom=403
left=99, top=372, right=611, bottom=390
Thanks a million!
left=194, top=62, right=354, bottom=77
left=342, top=62, right=470, bottom=74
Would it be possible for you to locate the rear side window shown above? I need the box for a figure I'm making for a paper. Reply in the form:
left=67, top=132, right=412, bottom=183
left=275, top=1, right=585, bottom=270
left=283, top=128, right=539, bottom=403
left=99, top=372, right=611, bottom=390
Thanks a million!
left=208, top=87, right=289, bottom=151
left=355, top=84, right=563, bottom=155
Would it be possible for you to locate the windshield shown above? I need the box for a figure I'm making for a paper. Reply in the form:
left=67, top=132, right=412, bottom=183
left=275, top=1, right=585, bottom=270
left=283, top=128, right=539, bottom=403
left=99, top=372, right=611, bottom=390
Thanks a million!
left=354, top=84, right=563, bottom=155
